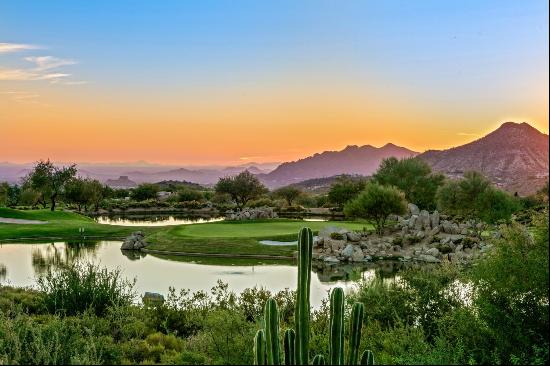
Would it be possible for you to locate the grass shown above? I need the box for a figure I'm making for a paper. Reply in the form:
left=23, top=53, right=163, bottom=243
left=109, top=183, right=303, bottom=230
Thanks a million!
left=146, top=219, right=371, bottom=256
left=0, top=207, right=156, bottom=240
left=0, top=208, right=372, bottom=257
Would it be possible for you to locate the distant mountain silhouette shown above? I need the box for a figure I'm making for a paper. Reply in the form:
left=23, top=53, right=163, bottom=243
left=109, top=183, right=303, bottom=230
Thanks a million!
left=259, top=143, right=418, bottom=188
left=418, top=122, right=549, bottom=195
left=105, top=176, right=137, bottom=188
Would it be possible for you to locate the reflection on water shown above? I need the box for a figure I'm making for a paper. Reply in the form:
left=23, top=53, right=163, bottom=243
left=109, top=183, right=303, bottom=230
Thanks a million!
left=95, top=214, right=224, bottom=226
left=0, top=241, right=408, bottom=307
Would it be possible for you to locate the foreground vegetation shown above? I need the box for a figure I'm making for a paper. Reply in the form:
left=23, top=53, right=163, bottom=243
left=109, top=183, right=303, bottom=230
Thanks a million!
left=0, top=211, right=547, bottom=365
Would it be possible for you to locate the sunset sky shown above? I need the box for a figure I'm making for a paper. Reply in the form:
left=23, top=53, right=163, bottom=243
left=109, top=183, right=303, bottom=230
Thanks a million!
left=1, top=0, right=548, bottom=166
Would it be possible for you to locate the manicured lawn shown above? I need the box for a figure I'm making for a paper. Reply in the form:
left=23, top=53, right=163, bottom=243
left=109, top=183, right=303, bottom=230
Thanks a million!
left=146, top=219, right=372, bottom=256
left=0, top=208, right=155, bottom=240
left=0, top=208, right=372, bottom=257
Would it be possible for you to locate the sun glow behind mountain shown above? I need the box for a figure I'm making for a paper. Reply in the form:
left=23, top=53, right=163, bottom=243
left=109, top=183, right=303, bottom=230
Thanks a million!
left=0, top=1, right=548, bottom=165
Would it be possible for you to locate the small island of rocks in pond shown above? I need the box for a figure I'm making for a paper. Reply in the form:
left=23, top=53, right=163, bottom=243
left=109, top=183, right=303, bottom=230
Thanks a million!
left=313, top=203, right=493, bottom=265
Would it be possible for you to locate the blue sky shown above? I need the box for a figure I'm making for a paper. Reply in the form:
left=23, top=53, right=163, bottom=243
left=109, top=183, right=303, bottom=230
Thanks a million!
left=0, top=0, right=548, bottom=164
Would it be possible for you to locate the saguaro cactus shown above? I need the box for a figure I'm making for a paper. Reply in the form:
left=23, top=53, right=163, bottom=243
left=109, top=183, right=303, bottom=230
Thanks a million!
left=254, top=329, right=267, bottom=365
left=295, top=227, right=313, bottom=365
left=265, top=298, right=281, bottom=365
left=312, top=354, right=325, bottom=365
left=329, top=287, right=345, bottom=365
left=253, top=227, right=375, bottom=365
left=347, top=303, right=365, bottom=365
left=284, top=329, right=295, bottom=365
left=360, top=350, right=374, bottom=365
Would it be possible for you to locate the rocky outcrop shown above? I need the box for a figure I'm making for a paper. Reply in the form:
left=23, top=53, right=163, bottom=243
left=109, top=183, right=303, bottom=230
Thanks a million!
left=312, top=205, right=494, bottom=265
left=225, top=207, right=278, bottom=221
left=121, top=231, right=148, bottom=250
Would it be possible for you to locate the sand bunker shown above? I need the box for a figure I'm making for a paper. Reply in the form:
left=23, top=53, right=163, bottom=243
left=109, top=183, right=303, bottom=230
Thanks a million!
left=0, top=218, right=49, bottom=225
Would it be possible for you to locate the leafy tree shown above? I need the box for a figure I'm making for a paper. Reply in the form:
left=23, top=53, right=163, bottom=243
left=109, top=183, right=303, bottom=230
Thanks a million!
left=273, top=186, right=303, bottom=206
left=87, top=179, right=107, bottom=211
left=470, top=211, right=549, bottom=363
left=214, top=170, right=267, bottom=209
left=177, top=187, right=204, bottom=202
left=130, top=183, right=159, bottom=201
left=328, top=176, right=366, bottom=208
left=344, top=182, right=407, bottom=234
left=0, top=182, right=21, bottom=207
left=64, top=178, right=89, bottom=211
left=436, top=171, right=519, bottom=223
left=373, top=157, right=445, bottom=210
left=25, top=160, right=77, bottom=211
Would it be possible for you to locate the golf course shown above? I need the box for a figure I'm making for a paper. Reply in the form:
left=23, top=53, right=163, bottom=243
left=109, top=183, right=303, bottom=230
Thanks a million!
left=0, top=208, right=370, bottom=257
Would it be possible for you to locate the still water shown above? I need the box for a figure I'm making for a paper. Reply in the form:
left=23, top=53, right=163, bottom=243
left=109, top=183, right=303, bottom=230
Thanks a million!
left=95, top=215, right=225, bottom=226
left=0, top=241, right=406, bottom=307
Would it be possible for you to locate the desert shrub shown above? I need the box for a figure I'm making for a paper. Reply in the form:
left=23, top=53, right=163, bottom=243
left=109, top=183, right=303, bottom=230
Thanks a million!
left=130, top=183, right=159, bottom=201
left=177, top=187, right=203, bottom=203
left=344, top=183, right=407, bottom=234
left=392, top=236, right=403, bottom=247
left=328, top=176, right=367, bottom=207
left=330, top=232, right=344, bottom=240
left=172, top=200, right=204, bottom=209
left=37, top=263, right=135, bottom=316
left=246, top=197, right=274, bottom=208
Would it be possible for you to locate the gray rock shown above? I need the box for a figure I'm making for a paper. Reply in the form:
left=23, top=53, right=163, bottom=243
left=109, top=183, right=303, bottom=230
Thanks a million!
left=319, top=226, right=348, bottom=239
left=429, top=226, right=440, bottom=236
left=408, top=203, right=420, bottom=216
left=351, top=247, right=365, bottom=262
left=324, top=256, right=340, bottom=263
left=455, top=244, right=463, bottom=252
left=342, top=244, right=355, bottom=258
left=346, top=231, right=361, bottom=242
left=419, top=210, right=431, bottom=230
left=426, top=247, right=440, bottom=257
left=430, top=210, right=440, bottom=228
left=417, top=254, right=441, bottom=263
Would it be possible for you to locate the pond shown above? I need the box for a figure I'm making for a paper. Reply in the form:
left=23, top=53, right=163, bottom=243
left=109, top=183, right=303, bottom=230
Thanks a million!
left=94, top=214, right=330, bottom=226
left=0, top=241, right=415, bottom=307
left=95, top=214, right=225, bottom=226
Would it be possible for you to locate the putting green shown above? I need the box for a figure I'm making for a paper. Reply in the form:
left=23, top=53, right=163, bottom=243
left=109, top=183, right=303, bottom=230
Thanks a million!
left=171, top=219, right=370, bottom=238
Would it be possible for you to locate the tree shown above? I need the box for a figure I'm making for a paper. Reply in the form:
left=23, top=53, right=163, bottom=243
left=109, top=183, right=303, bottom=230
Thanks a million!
left=273, top=186, right=303, bottom=206
left=87, top=179, right=107, bottom=211
left=344, top=182, right=407, bottom=234
left=373, top=157, right=445, bottom=210
left=436, top=171, right=519, bottom=223
left=177, top=186, right=204, bottom=202
left=0, top=182, right=20, bottom=207
left=64, top=178, right=89, bottom=211
left=130, top=183, right=159, bottom=201
left=215, top=170, right=268, bottom=209
left=25, top=160, right=77, bottom=211
left=328, top=176, right=366, bottom=208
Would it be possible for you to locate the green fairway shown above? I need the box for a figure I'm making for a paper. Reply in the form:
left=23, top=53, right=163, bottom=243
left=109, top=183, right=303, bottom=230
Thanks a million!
left=0, top=208, right=154, bottom=240
left=0, top=208, right=372, bottom=257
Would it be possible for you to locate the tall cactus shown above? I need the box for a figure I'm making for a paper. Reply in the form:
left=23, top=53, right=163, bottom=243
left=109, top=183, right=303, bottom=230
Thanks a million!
left=284, top=329, right=295, bottom=365
left=253, top=227, right=375, bottom=365
left=329, top=287, right=345, bottom=365
left=265, top=298, right=281, bottom=365
left=347, top=303, right=365, bottom=365
left=254, top=329, right=267, bottom=365
left=360, top=350, right=374, bottom=365
left=312, top=354, right=325, bottom=365
left=295, top=227, right=313, bottom=365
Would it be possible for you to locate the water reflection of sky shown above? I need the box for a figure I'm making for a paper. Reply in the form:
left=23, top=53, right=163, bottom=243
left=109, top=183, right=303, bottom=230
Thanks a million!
left=95, top=216, right=224, bottom=226
left=0, top=241, right=382, bottom=307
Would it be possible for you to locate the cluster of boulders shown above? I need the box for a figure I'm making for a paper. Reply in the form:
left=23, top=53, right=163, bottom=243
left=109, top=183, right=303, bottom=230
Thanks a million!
left=120, top=231, right=148, bottom=250
left=225, top=207, right=278, bottom=221
left=312, top=203, right=493, bottom=265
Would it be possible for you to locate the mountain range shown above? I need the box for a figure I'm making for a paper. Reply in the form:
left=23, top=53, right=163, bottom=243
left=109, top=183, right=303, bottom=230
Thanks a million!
left=418, top=122, right=548, bottom=195
left=1, top=122, right=547, bottom=195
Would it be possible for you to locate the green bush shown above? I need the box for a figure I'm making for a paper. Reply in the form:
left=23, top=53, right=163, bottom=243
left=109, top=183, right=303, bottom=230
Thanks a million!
left=37, top=263, right=135, bottom=316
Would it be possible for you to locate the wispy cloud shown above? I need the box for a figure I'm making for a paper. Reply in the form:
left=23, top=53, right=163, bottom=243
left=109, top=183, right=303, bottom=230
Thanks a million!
left=0, top=42, right=85, bottom=85
left=0, top=91, right=49, bottom=107
left=24, top=56, right=76, bottom=71
left=0, top=42, right=39, bottom=53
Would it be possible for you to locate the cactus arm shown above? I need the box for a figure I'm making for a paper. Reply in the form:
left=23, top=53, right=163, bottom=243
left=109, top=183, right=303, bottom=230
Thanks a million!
left=295, top=227, right=313, bottom=365
left=312, top=354, right=326, bottom=365
left=265, top=298, right=281, bottom=365
left=347, top=302, right=365, bottom=365
left=284, top=329, right=296, bottom=365
left=360, top=349, right=374, bottom=365
left=329, top=287, right=345, bottom=365
left=254, top=329, right=267, bottom=365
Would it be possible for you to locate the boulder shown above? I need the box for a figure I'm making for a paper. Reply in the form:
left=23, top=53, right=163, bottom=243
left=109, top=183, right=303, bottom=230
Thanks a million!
left=417, top=254, right=441, bottom=263
left=319, top=226, right=348, bottom=239
left=324, top=256, right=340, bottom=263
left=342, top=244, right=355, bottom=258
left=121, top=232, right=147, bottom=250
left=430, top=210, right=440, bottom=228
left=419, top=210, right=431, bottom=230
left=346, top=231, right=361, bottom=242
left=426, top=247, right=440, bottom=257
left=408, top=203, right=420, bottom=216
left=351, top=247, right=365, bottom=262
